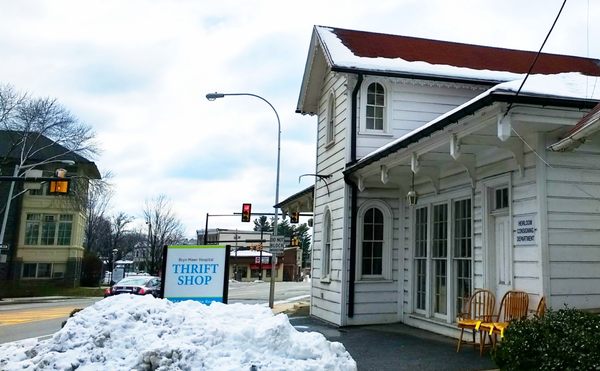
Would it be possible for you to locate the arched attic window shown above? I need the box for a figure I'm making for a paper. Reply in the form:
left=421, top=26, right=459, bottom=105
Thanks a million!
left=366, top=82, right=385, bottom=131
left=326, top=91, right=335, bottom=146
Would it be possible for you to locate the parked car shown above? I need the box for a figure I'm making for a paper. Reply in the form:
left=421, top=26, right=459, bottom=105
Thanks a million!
left=104, top=275, right=161, bottom=298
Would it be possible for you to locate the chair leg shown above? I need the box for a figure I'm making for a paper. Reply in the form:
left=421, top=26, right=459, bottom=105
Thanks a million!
left=471, top=329, right=476, bottom=350
left=456, top=328, right=465, bottom=352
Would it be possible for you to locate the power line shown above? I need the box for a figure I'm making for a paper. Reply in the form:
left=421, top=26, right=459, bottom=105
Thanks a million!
left=504, top=0, right=568, bottom=117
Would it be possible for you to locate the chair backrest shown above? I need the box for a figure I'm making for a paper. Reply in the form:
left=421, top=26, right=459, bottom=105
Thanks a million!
left=464, top=289, right=496, bottom=321
left=535, top=296, right=546, bottom=317
left=498, top=290, right=529, bottom=322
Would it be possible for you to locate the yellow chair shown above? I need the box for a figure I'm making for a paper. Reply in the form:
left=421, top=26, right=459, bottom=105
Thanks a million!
left=478, top=290, right=529, bottom=354
left=456, top=289, right=496, bottom=352
left=534, top=296, right=546, bottom=318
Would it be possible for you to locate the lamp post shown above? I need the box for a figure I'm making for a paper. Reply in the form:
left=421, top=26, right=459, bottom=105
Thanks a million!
left=0, top=159, right=75, bottom=250
left=206, top=92, right=281, bottom=308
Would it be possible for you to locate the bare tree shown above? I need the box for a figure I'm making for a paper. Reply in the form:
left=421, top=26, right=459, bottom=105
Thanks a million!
left=109, top=212, right=132, bottom=256
left=0, top=84, right=98, bottom=169
left=84, top=172, right=114, bottom=254
left=143, top=195, right=185, bottom=275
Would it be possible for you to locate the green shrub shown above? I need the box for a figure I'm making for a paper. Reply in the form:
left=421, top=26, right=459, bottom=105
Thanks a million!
left=492, top=307, right=600, bottom=370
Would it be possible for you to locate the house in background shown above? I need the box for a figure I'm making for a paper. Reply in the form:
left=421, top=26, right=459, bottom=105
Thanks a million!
left=295, top=25, right=600, bottom=337
left=0, top=130, right=100, bottom=287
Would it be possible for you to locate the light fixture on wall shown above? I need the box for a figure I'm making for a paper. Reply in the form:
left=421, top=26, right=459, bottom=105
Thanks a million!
left=406, top=171, right=418, bottom=206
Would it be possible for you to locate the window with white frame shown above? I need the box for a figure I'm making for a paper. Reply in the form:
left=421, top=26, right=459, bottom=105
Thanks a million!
left=321, top=210, right=332, bottom=279
left=414, top=207, right=428, bottom=312
left=366, top=82, right=385, bottom=131
left=412, top=198, right=472, bottom=319
left=358, top=200, right=393, bottom=280
left=25, top=213, right=73, bottom=246
left=362, top=208, right=384, bottom=275
left=326, top=92, right=335, bottom=146
left=453, top=199, right=472, bottom=314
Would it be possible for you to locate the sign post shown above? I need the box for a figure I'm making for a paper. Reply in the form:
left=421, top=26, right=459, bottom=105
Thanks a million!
left=160, top=245, right=230, bottom=304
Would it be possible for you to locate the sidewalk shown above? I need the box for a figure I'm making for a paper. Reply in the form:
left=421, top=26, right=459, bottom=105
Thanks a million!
left=285, top=303, right=496, bottom=371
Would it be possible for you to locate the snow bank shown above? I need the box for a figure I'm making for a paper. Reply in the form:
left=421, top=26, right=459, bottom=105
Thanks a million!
left=0, top=295, right=356, bottom=370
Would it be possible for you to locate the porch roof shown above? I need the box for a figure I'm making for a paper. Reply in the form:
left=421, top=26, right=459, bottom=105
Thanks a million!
left=276, top=185, right=314, bottom=214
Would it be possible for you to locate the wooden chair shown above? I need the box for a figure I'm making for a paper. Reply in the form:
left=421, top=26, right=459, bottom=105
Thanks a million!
left=456, top=289, right=495, bottom=352
left=534, top=296, right=546, bottom=317
left=478, top=290, right=529, bottom=354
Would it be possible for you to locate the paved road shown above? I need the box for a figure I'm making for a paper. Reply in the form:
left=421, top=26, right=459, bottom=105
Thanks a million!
left=0, top=281, right=310, bottom=343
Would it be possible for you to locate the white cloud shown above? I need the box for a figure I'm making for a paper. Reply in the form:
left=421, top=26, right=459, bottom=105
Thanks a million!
left=1, top=0, right=599, bottom=237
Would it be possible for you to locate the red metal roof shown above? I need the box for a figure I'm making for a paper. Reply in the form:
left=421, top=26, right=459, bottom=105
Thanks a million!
left=331, top=27, right=600, bottom=76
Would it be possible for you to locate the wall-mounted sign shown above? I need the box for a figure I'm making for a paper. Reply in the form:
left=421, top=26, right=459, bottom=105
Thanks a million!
left=514, top=215, right=537, bottom=246
left=161, top=245, right=230, bottom=304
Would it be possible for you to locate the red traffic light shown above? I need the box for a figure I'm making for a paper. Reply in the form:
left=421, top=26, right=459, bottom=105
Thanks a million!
left=241, top=203, right=252, bottom=222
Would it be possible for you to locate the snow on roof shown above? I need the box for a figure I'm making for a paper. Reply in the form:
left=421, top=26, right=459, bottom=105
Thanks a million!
left=351, top=72, right=600, bottom=170
left=317, top=26, right=600, bottom=82
left=0, top=295, right=356, bottom=370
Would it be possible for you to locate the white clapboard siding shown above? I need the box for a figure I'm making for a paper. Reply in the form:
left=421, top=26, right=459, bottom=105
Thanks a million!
left=311, top=71, right=349, bottom=323
left=546, top=149, right=600, bottom=310
left=355, top=79, right=485, bottom=159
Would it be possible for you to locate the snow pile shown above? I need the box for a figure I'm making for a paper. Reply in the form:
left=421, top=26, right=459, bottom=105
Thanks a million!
left=0, top=295, right=356, bottom=370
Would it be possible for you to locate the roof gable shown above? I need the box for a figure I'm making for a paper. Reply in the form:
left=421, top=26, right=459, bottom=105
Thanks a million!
left=297, top=25, right=600, bottom=114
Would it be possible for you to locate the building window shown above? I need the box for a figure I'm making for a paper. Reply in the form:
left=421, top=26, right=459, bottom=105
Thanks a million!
left=453, top=199, right=472, bottom=314
left=493, top=187, right=509, bottom=211
left=357, top=200, right=393, bottom=280
left=412, top=197, right=472, bottom=319
left=366, top=82, right=385, bottom=131
left=57, top=214, right=73, bottom=245
left=22, top=262, right=53, bottom=279
left=362, top=207, right=384, bottom=275
left=414, top=207, right=428, bottom=311
left=322, top=210, right=332, bottom=279
left=432, top=204, right=448, bottom=315
left=25, top=213, right=73, bottom=246
left=326, top=92, right=335, bottom=146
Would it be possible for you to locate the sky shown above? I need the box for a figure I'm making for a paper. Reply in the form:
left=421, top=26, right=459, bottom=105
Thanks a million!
left=0, top=294, right=357, bottom=370
left=0, top=0, right=599, bottom=238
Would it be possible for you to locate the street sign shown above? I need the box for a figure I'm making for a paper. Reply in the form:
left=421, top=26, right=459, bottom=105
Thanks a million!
left=270, top=235, right=285, bottom=255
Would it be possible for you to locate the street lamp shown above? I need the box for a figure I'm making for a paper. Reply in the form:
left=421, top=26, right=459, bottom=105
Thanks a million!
left=0, top=159, right=76, bottom=249
left=206, top=92, right=281, bottom=308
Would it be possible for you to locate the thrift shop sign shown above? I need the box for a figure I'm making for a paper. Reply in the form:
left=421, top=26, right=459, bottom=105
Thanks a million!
left=161, top=245, right=230, bottom=304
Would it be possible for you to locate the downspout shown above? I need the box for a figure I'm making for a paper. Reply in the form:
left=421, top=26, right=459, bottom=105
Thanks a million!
left=345, top=73, right=363, bottom=318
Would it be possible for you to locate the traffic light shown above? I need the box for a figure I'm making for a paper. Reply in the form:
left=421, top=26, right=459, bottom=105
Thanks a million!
left=241, top=203, right=252, bottom=222
left=291, top=233, right=300, bottom=247
left=49, top=168, right=70, bottom=195
left=290, top=211, right=300, bottom=224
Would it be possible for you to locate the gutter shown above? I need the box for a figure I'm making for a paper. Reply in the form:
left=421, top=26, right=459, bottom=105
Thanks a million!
left=344, top=73, right=363, bottom=318
left=331, top=66, right=505, bottom=87
left=548, top=103, right=600, bottom=152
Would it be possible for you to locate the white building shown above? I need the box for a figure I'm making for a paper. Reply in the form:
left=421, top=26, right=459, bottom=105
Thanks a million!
left=289, top=26, right=600, bottom=337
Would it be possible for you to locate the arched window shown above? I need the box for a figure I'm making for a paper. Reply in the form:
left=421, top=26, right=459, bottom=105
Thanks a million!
left=357, top=200, right=393, bottom=280
left=326, top=92, right=335, bottom=145
left=366, top=82, right=385, bottom=131
left=362, top=207, right=384, bottom=275
left=322, top=209, right=332, bottom=279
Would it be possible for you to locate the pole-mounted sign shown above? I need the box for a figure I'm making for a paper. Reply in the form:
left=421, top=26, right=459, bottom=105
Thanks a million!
left=160, top=245, right=230, bottom=304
